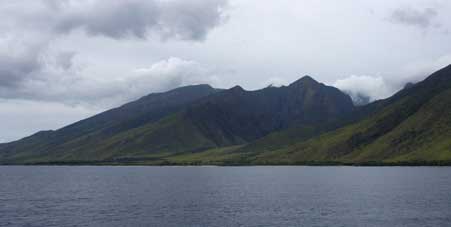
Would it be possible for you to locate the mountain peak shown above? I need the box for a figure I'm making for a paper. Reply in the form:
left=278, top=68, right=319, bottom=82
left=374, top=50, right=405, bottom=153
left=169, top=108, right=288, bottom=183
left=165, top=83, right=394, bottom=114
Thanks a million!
left=289, top=75, right=320, bottom=87
left=229, top=85, right=245, bottom=92
left=300, top=75, right=315, bottom=81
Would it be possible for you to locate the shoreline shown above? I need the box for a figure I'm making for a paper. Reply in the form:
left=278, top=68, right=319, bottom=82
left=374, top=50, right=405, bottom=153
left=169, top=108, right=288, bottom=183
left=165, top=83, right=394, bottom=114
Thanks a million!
left=2, top=161, right=451, bottom=167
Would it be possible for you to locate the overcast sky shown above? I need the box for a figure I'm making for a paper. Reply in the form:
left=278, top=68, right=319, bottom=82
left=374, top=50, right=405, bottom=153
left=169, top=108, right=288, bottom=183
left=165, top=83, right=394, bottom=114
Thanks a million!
left=1, top=0, right=451, bottom=142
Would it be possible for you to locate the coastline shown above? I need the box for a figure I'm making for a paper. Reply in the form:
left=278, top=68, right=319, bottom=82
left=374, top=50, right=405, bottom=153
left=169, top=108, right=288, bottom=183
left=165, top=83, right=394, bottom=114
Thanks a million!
left=2, top=160, right=451, bottom=167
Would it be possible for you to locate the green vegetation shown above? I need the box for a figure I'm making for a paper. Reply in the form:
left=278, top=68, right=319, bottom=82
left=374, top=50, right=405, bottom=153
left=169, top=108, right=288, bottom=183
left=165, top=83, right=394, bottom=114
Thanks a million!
left=244, top=65, right=451, bottom=165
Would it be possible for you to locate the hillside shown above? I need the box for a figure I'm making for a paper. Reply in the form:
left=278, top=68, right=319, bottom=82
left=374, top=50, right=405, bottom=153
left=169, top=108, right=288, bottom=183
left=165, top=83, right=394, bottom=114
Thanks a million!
left=242, top=64, right=451, bottom=165
left=0, top=76, right=355, bottom=164
left=113, top=64, right=451, bottom=166
left=0, top=85, right=220, bottom=163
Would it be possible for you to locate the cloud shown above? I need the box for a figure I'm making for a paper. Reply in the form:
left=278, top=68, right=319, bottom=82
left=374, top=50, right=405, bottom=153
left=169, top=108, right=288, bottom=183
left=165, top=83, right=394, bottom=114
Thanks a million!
left=55, top=51, right=77, bottom=70
left=0, top=0, right=229, bottom=107
left=0, top=37, right=47, bottom=89
left=40, top=0, right=229, bottom=41
left=131, top=57, right=222, bottom=89
left=389, top=7, right=438, bottom=29
left=333, top=75, right=395, bottom=103
left=333, top=54, right=451, bottom=105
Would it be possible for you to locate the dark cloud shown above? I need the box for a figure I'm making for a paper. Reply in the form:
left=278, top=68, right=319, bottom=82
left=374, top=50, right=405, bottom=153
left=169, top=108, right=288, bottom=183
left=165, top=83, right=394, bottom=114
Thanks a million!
left=52, top=0, right=228, bottom=41
left=0, top=0, right=229, bottom=104
left=53, top=1, right=159, bottom=39
left=0, top=46, right=43, bottom=88
left=389, top=7, right=438, bottom=29
left=158, top=0, right=229, bottom=41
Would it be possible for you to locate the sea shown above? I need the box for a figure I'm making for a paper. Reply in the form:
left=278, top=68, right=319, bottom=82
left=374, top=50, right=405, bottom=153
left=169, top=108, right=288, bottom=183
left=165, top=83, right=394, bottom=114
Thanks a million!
left=1, top=166, right=450, bottom=226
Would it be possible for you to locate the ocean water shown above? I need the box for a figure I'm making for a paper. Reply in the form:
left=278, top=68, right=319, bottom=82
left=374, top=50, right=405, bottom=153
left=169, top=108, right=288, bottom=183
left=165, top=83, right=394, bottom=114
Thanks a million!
left=1, top=166, right=450, bottom=227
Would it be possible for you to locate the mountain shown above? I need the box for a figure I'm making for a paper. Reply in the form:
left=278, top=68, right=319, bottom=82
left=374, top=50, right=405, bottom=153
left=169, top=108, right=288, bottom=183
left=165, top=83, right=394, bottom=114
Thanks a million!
left=2, top=65, right=450, bottom=166
left=129, top=64, right=451, bottom=165
left=182, top=76, right=354, bottom=145
left=0, top=76, right=354, bottom=164
left=241, top=64, right=451, bottom=165
left=0, top=84, right=220, bottom=163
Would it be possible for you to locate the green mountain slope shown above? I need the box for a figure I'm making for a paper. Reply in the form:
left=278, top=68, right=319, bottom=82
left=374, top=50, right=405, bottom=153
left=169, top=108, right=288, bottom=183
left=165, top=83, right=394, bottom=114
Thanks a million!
left=0, top=76, right=355, bottom=164
left=247, top=64, right=451, bottom=165
left=0, top=85, right=220, bottom=163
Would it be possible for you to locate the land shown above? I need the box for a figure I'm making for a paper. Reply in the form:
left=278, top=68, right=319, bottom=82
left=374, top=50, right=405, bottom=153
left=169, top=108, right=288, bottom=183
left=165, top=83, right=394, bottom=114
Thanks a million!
left=1, top=65, right=451, bottom=166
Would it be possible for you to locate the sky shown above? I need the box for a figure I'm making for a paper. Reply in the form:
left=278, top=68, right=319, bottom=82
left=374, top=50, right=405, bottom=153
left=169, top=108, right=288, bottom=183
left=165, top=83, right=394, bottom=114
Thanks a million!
left=1, top=0, right=451, bottom=142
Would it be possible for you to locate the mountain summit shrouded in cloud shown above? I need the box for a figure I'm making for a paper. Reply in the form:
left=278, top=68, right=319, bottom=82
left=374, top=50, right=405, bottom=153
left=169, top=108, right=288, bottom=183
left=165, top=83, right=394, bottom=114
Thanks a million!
left=1, top=0, right=451, bottom=142
left=333, top=75, right=394, bottom=104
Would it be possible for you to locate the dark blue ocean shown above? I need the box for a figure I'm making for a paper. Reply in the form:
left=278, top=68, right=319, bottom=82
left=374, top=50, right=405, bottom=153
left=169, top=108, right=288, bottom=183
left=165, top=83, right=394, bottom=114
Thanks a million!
left=1, top=166, right=450, bottom=226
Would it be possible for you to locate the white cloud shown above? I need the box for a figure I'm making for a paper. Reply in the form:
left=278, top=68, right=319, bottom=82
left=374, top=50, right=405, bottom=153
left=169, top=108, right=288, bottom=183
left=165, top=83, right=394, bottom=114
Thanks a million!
left=333, top=75, right=394, bottom=103
left=132, top=57, right=222, bottom=90
left=6, top=0, right=229, bottom=41
left=333, top=53, right=451, bottom=104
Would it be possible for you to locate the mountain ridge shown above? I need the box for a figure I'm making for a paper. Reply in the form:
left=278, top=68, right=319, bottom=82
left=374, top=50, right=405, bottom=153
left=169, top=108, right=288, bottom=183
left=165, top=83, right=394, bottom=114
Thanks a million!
left=1, top=65, right=451, bottom=165
left=242, top=64, right=451, bottom=165
left=0, top=76, right=355, bottom=164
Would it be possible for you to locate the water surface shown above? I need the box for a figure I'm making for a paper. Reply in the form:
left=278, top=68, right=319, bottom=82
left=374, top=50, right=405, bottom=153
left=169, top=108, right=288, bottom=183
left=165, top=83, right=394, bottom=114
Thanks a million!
left=1, top=166, right=450, bottom=226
